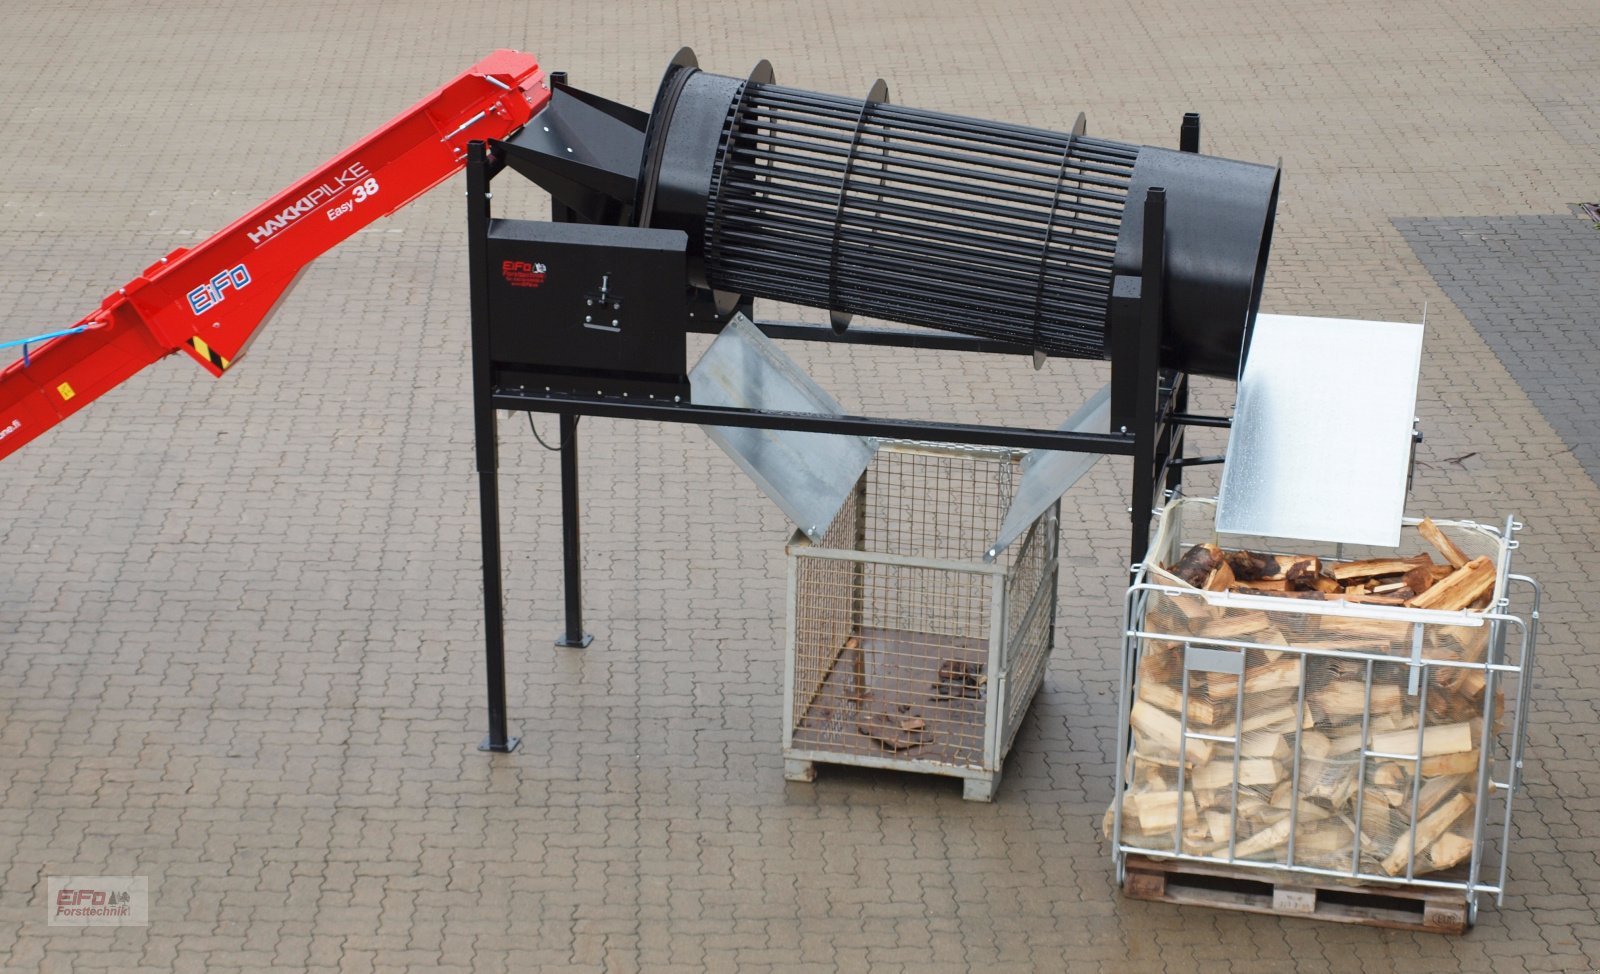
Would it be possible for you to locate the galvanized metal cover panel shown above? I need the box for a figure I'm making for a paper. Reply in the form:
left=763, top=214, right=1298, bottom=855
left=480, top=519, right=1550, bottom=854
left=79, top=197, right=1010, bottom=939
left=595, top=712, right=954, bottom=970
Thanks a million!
left=986, top=384, right=1110, bottom=561
left=690, top=315, right=875, bottom=542
left=1216, top=313, right=1423, bottom=547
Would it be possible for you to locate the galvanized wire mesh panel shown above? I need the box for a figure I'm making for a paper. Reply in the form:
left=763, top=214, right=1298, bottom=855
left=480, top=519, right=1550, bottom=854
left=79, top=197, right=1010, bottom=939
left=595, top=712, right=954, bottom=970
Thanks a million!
left=785, top=443, right=1058, bottom=781
left=863, top=444, right=1019, bottom=566
left=1112, top=497, right=1537, bottom=902
left=1003, top=516, right=1058, bottom=742
left=790, top=483, right=863, bottom=717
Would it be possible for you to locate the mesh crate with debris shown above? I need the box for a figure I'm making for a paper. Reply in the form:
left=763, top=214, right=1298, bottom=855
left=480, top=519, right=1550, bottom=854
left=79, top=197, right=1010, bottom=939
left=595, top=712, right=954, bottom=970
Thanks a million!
left=1108, top=497, right=1539, bottom=928
left=782, top=443, right=1060, bottom=801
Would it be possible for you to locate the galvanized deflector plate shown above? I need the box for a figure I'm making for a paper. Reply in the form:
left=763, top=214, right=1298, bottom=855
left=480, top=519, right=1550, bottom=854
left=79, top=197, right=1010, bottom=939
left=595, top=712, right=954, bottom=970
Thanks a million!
left=1217, top=313, right=1424, bottom=547
left=690, top=315, right=875, bottom=542
left=985, top=383, right=1111, bottom=562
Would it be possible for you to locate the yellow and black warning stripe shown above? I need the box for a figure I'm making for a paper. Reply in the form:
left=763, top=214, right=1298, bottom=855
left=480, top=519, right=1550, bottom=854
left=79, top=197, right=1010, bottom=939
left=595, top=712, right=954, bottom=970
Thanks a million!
left=187, top=336, right=230, bottom=372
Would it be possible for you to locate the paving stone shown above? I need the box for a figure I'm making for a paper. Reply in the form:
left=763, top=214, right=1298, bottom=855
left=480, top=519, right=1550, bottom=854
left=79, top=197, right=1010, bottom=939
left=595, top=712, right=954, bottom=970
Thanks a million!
left=1, top=2, right=1599, bottom=972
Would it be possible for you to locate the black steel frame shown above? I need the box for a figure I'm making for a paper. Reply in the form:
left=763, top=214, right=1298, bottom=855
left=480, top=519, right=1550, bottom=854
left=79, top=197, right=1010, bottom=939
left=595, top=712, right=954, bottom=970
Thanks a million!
left=465, top=119, right=1228, bottom=752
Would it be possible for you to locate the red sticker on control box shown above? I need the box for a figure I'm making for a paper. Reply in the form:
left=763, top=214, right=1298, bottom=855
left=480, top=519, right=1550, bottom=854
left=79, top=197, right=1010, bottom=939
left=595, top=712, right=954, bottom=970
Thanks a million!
left=501, top=260, right=547, bottom=288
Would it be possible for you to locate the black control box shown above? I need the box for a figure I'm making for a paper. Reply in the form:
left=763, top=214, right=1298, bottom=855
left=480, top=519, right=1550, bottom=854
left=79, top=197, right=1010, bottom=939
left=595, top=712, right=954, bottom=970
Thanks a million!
left=485, top=219, right=690, bottom=397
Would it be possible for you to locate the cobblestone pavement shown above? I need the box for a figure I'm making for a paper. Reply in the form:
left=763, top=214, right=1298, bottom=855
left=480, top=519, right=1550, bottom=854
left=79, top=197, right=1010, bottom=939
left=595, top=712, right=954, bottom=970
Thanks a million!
left=1397, top=215, right=1600, bottom=489
left=1, top=1, right=1597, bottom=972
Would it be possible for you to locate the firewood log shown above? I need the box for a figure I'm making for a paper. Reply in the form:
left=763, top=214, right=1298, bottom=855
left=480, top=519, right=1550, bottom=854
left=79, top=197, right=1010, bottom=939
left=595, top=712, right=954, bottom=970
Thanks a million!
left=1170, top=543, right=1224, bottom=587
left=1417, top=517, right=1470, bottom=569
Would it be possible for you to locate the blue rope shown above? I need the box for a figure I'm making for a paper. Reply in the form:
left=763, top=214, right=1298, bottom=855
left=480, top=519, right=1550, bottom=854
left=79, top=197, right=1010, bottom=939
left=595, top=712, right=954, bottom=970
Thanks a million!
left=1, top=325, right=89, bottom=367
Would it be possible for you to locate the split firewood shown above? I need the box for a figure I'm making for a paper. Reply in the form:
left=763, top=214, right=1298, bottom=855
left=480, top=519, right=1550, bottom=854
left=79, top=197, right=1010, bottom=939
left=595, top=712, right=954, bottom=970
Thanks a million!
left=1122, top=524, right=1507, bottom=878
left=1364, top=721, right=1474, bottom=759
left=1328, top=556, right=1431, bottom=582
left=1316, top=613, right=1411, bottom=643
left=1310, top=573, right=1344, bottom=594
left=1229, top=579, right=1293, bottom=594
left=1130, top=699, right=1213, bottom=763
left=1428, top=683, right=1493, bottom=725
left=1418, top=517, right=1470, bottom=569
left=1300, top=759, right=1358, bottom=805
left=1205, top=658, right=1303, bottom=702
left=1294, top=731, right=1333, bottom=762
left=1210, top=700, right=1304, bottom=739
left=1242, top=731, right=1285, bottom=759
left=1252, top=627, right=1291, bottom=660
left=1407, top=556, right=1495, bottom=611
left=1382, top=792, right=1474, bottom=876
left=1234, top=817, right=1294, bottom=858
left=1426, top=831, right=1475, bottom=870
left=1170, top=543, right=1224, bottom=587
left=1407, top=774, right=1467, bottom=819
left=1315, top=680, right=1402, bottom=718
left=1231, top=588, right=1331, bottom=602
left=1428, top=623, right=1491, bottom=664
left=1224, top=549, right=1276, bottom=581
left=1372, top=762, right=1408, bottom=790
left=1283, top=557, right=1322, bottom=587
left=1161, top=531, right=1496, bottom=617
left=934, top=659, right=986, bottom=699
left=1124, top=789, right=1201, bottom=832
left=1137, top=679, right=1218, bottom=725
left=1294, top=821, right=1357, bottom=857
left=1345, top=591, right=1413, bottom=607
left=1138, top=642, right=1185, bottom=685
left=1361, top=791, right=1392, bottom=835
left=1185, top=610, right=1274, bottom=640
left=858, top=706, right=933, bottom=750
left=1203, top=560, right=1236, bottom=593
left=1439, top=665, right=1489, bottom=701
left=1420, top=749, right=1481, bottom=777
left=1191, top=758, right=1283, bottom=791
left=1204, top=810, right=1235, bottom=845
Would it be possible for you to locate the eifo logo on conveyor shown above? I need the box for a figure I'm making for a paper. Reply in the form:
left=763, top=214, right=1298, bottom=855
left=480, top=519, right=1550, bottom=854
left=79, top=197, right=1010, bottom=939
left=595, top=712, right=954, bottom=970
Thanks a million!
left=187, top=264, right=252, bottom=315
left=247, top=162, right=374, bottom=244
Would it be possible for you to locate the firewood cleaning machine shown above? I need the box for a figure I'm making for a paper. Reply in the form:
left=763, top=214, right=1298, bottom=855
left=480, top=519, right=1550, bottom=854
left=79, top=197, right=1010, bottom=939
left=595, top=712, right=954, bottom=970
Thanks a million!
left=0, top=49, right=1288, bottom=752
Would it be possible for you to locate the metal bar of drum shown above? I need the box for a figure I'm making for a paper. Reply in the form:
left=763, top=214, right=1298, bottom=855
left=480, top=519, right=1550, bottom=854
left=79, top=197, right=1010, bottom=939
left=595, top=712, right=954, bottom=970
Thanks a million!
left=467, top=141, right=519, bottom=754
left=1027, top=114, right=1085, bottom=356
left=750, top=320, right=1036, bottom=356
left=492, top=392, right=1138, bottom=454
left=824, top=80, right=888, bottom=333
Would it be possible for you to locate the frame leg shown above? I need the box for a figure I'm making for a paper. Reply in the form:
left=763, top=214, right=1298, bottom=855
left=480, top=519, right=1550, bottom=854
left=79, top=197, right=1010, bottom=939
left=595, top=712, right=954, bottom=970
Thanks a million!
left=555, top=411, right=593, bottom=648
left=467, top=141, right=519, bottom=753
left=476, top=454, right=520, bottom=753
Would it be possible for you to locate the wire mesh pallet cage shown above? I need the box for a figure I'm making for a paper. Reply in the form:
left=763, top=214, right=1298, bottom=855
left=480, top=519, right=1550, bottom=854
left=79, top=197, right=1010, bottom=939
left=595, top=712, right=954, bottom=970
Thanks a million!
left=1109, top=496, right=1541, bottom=929
left=782, top=442, right=1060, bottom=801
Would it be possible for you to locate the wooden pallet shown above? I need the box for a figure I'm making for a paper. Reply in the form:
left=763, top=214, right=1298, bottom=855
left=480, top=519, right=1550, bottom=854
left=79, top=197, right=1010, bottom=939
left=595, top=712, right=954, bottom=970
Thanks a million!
left=1122, top=854, right=1472, bottom=934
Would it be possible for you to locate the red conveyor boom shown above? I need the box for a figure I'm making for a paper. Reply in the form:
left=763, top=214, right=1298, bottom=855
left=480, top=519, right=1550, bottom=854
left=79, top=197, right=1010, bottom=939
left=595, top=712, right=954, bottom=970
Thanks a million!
left=0, top=50, right=549, bottom=461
